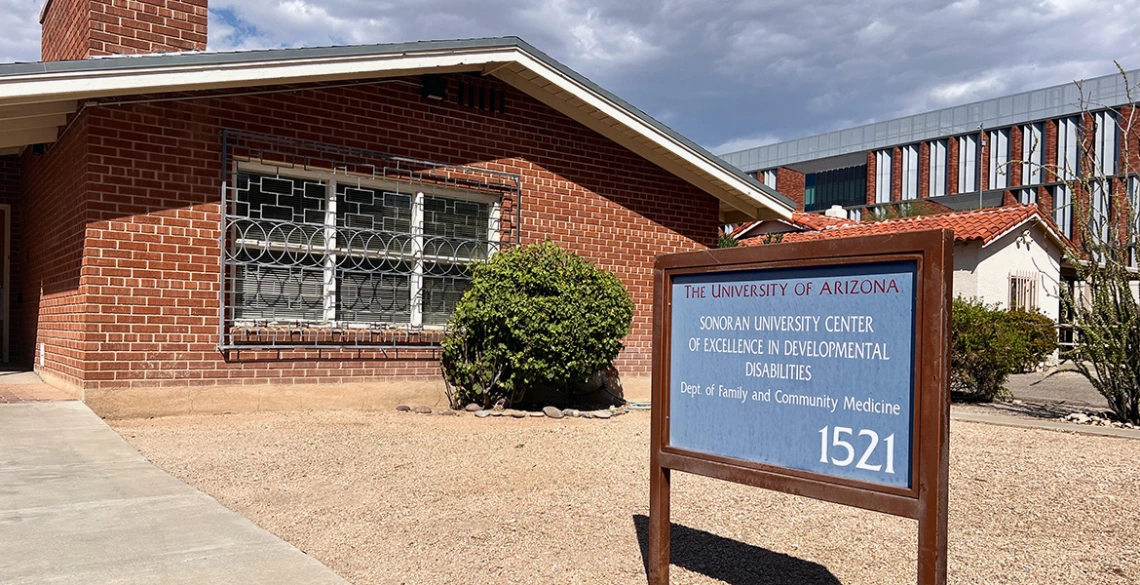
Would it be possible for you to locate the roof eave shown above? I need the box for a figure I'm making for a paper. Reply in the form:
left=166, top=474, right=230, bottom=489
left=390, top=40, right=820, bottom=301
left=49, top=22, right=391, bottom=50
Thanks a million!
left=0, top=38, right=794, bottom=221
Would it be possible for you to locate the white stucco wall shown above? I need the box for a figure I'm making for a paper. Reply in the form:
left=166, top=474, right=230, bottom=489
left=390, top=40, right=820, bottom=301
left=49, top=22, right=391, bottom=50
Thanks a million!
left=951, top=222, right=1063, bottom=322
left=952, top=242, right=980, bottom=301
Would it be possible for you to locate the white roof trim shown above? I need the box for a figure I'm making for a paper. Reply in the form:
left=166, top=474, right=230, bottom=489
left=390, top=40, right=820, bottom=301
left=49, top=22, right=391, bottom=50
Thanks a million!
left=980, top=215, right=1069, bottom=251
left=0, top=45, right=793, bottom=220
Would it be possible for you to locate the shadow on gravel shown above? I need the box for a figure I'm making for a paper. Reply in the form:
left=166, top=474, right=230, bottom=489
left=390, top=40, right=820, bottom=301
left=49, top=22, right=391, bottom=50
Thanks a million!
left=633, top=515, right=841, bottom=585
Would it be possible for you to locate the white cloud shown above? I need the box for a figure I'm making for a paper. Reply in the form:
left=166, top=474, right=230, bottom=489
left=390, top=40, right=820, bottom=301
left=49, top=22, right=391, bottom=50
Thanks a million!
left=0, top=0, right=41, bottom=63
left=1, top=0, right=1139, bottom=155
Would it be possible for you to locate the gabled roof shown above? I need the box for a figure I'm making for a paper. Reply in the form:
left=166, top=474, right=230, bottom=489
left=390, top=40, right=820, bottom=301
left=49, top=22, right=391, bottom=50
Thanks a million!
left=0, top=37, right=793, bottom=221
left=741, top=205, right=1070, bottom=250
left=731, top=211, right=855, bottom=238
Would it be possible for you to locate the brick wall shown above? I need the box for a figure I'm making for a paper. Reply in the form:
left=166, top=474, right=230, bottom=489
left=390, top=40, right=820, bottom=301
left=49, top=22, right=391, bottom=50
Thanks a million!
left=41, top=0, right=208, bottom=62
left=1009, top=125, right=1024, bottom=187
left=33, top=75, right=719, bottom=390
left=19, top=118, right=91, bottom=385
left=774, top=167, right=805, bottom=210
left=947, top=137, right=960, bottom=195
left=918, top=142, right=930, bottom=199
left=890, top=146, right=902, bottom=202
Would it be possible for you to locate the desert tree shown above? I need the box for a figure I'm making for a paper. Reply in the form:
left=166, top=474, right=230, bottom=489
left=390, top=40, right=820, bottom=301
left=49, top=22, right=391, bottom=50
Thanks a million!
left=1015, top=64, right=1140, bottom=423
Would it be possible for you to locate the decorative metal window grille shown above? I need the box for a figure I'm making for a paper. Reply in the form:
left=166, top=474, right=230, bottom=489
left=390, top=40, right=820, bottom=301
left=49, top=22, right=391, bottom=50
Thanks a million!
left=1009, top=271, right=1039, bottom=311
left=219, top=131, right=522, bottom=350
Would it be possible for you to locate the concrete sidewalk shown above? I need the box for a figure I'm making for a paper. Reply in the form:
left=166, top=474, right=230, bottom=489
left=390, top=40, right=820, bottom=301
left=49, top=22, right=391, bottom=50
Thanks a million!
left=0, top=401, right=350, bottom=585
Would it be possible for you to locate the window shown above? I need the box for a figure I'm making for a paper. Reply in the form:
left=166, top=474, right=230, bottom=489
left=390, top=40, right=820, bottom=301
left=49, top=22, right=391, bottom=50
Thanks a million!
left=1056, top=116, right=1080, bottom=181
left=762, top=169, right=778, bottom=190
left=1009, top=271, right=1039, bottom=311
left=929, top=139, right=948, bottom=197
left=1054, top=184, right=1073, bottom=239
left=803, top=165, right=867, bottom=211
left=901, top=144, right=919, bottom=200
left=957, top=134, right=978, bottom=193
left=1130, top=176, right=1140, bottom=269
left=1016, top=188, right=1037, bottom=205
left=1093, top=111, right=1119, bottom=177
left=874, top=149, right=892, bottom=204
left=229, top=166, right=500, bottom=329
left=1021, top=123, right=1045, bottom=185
left=988, top=128, right=1010, bottom=189
left=1088, top=179, right=1111, bottom=262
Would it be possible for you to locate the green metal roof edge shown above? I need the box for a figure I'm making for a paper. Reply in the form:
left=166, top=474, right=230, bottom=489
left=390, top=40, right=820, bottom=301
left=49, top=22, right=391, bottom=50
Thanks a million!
left=0, top=36, right=794, bottom=211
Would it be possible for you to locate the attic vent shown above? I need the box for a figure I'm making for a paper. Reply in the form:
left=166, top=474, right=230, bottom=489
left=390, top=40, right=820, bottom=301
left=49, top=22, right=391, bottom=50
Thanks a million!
left=457, top=79, right=506, bottom=115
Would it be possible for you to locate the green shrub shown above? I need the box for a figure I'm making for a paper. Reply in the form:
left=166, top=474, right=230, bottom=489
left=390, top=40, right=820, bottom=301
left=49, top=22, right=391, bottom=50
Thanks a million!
left=440, top=241, right=634, bottom=409
left=1005, top=309, right=1059, bottom=373
left=718, top=231, right=739, bottom=248
left=951, top=298, right=1056, bottom=401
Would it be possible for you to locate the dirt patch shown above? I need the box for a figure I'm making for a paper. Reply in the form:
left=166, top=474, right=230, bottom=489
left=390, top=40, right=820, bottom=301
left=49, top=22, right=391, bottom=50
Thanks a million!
left=113, top=411, right=1140, bottom=585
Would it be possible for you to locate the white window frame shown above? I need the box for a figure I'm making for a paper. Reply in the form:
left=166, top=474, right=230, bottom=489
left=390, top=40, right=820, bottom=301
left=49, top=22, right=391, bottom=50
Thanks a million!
left=1130, top=175, right=1140, bottom=269
left=875, top=149, right=893, bottom=204
left=929, top=139, right=948, bottom=197
left=1093, top=110, right=1118, bottom=177
left=1054, top=184, right=1073, bottom=239
left=1088, top=179, right=1111, bottom=262
left=958, top=134, right=978, bottom=193
left=988, top=128, right=1010, bottom=189
left=1021, top=122, right=1045, bottom=185
left=1016, top=188, right=1037, bottom=205
left=232, top=161, right=502, bottom=329
left=1057, top=116, right=1080, bottom=182
left=762, top=169, right=777, bottom=190
left=901, top=144, right=919, bottom=200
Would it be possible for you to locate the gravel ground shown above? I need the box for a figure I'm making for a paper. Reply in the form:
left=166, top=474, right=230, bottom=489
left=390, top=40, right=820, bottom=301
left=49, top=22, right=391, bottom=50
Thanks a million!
left=113, top=411, right=1140, bottom=585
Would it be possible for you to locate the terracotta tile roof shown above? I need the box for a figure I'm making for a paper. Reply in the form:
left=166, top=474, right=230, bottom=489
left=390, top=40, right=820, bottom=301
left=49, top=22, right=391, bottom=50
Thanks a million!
left=741, top=205, right=1067, bottom=248
left=730, top=212, right=855, bottom=238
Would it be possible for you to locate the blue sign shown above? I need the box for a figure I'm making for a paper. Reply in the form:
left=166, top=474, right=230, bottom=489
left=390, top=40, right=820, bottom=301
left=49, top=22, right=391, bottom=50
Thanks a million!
left=669, top=261, right=917, bottom=489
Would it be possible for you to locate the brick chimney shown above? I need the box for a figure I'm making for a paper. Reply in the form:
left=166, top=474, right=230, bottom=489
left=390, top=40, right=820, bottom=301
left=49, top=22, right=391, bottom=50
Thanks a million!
left=40, top=0, right=208, bottom=62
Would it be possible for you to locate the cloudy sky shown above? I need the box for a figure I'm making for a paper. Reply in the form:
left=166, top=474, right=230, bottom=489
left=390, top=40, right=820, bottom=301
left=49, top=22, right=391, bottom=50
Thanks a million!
left=2, top=0, right=1138, bottom=154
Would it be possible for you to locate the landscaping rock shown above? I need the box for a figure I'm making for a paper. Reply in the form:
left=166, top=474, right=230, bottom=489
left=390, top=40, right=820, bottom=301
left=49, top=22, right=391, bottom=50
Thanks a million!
left=474, top=410, right=491, bottom=418
left=412, top=406, right=432, bottom=415
left=580, top=412, right=593, bottom=419
left=529, top=411, right=544, bottom=417
left=544, top=406, right=564, bottom=419
left=490, top=410, right=504, bottom=417
left=465, top=403, right=482, bottom=412
left=396, top=405, right=411, bottom=412
left=592, top=410, right=613, bottom=420
left=509, top=410, right=527, bottom=419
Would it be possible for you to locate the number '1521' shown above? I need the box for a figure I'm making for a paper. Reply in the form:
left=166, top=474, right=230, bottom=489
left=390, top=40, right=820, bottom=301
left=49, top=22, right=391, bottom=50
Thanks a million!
left=819, top=426, right=895, bottom=474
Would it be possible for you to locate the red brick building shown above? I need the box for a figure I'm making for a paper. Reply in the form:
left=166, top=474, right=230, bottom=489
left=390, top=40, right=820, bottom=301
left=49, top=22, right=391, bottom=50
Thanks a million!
left=721, top=72, right=1140, bottom=258
left=0, top=0, right=793, bottom=416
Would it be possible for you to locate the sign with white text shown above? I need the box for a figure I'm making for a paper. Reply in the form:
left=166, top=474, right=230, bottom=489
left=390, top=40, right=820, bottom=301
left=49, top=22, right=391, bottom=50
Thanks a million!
left=647, top=231, right=952, bottom=585
left=669, top=261, right=916, bottom=488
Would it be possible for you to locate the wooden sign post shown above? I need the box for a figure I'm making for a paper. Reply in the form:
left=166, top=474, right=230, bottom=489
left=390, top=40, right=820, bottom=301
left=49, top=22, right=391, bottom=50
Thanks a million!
left=649, top=230, right=952, bottom=585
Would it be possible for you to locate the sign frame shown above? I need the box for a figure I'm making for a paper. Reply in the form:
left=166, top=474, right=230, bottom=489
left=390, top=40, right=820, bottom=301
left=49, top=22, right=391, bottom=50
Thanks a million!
left=648, top=230, right=952, bottom=585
